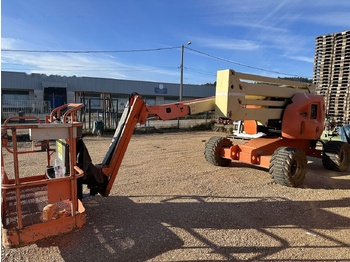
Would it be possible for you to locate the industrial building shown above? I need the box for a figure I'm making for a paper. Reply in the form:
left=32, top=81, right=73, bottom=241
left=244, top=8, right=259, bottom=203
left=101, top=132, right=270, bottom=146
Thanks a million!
left=313, top=30, right=350, bottom=126
left=1, top=71, right=215, bottom=121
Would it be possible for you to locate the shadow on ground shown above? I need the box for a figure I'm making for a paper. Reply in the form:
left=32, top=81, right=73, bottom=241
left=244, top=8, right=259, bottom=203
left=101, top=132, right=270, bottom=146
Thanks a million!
left=228, top=155, right=350, bottom=190
left=34, top=193, right=350, bottom=261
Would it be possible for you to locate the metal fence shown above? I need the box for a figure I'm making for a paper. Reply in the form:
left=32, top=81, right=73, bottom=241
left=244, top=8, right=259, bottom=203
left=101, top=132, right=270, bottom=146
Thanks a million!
left=1, top=100, right=51, bottom=120
left=79, top=98, right=119, bottom=131
left=1, top=99, right=214, bottom=133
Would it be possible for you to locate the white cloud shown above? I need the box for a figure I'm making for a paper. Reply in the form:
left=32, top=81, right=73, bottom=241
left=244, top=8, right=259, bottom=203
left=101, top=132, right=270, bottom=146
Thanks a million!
left=287, top=55, right=314, bottom=63
left=212, top=0, right=350, bottom=33
left=303, top=12, right=350, bottom=27
left=2, top=37, right=24, bottom=49
left=193, top=36, right=260, bottom=51
left=200, top=1, right=310, bottom=55
left=1, top=43, right=180, bottom=82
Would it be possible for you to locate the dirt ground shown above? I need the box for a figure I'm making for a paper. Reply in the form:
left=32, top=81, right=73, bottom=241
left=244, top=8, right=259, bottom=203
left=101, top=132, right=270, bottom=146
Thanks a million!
left=2, top=130, right=350, bottom=261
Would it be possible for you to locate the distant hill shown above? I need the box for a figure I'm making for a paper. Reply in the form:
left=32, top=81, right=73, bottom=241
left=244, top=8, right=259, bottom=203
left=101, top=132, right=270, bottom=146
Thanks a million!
left=204, top=76, right=312, bottom=86
left=278, top=77, right=312, bottom=83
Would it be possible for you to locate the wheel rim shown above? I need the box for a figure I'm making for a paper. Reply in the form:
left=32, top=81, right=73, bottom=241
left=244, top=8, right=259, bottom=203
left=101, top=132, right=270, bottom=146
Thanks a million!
left=290, top=159, right=300, bottom=178
left=340, top=150, right=344, bottom=163
left=291, top=161, right=297, bottom=175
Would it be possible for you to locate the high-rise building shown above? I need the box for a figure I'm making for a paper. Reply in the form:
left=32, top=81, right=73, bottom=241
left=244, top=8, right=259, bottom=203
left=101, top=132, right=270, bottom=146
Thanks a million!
left=313, top=30, right=350, bottom=126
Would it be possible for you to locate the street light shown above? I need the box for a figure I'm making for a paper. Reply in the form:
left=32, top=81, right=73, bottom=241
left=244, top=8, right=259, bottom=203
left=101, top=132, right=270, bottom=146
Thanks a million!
left=179, top=41, right=191, bottom=102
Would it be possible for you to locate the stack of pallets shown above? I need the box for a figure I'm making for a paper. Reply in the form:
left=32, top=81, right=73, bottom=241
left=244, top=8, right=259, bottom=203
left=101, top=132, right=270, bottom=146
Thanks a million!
left=313, top=30, right=350, bottom=126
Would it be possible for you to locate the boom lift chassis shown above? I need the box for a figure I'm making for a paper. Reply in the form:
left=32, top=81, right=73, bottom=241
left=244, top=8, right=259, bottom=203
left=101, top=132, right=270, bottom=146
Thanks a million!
left=2, top=69, right=350, bottom=247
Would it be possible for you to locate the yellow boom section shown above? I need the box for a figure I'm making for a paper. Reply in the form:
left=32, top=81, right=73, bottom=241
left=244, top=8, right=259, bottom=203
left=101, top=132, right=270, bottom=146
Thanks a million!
left=215, top=69, right=315, bottom=125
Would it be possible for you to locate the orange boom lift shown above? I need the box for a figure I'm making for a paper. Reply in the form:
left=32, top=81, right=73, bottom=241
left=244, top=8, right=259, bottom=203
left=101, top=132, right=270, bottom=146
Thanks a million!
left=2, top=69, right=350, bottom=247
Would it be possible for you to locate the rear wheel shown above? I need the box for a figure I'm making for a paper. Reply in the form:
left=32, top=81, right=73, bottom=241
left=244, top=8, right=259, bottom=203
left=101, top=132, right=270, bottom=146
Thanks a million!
left=269, top=147, right=307, bottom=187
left=322, top=141, right=350, bottom=172
left=204, top=136, right=232, bottom=166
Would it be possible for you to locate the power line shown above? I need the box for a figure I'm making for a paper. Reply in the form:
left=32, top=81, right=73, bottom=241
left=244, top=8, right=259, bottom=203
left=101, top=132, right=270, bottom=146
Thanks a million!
left=1, top=46, right=180, bottom=53
left=2, top=46, right=309, bottom=78
left=1, top=66, right=175, bottom=72
left=186, top=67, right=216, bottom=77
left=186, top=47, right=304, bottom=78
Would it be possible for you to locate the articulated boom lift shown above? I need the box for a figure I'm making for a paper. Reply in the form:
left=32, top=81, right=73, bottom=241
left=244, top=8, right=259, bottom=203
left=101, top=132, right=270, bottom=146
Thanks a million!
left=2, top=69, right=350, bottom=247
left=208, top=70, right=330, bottom=187
left=99, top=69, right=350, bottom=198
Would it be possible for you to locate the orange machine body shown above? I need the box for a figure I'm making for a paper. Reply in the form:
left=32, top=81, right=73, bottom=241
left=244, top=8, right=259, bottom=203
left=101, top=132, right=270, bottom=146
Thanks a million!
left=281, top=93, right=325, bottom=140
left=219, top=93, right=325, bottom=169
left=1, top=105, right=86, bottom=248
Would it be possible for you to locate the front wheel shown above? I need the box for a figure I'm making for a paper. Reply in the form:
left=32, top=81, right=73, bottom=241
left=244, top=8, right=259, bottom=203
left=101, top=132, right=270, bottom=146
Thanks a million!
left=204, top=136, right=233, bottom=167
left=322, top=141, right=350, bottom=172
left=269, top=147, right=307, bottom=187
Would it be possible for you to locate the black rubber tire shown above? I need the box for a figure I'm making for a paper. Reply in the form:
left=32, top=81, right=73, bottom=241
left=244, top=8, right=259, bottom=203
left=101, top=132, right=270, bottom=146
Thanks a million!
left=322, top=141, right=350, bottom=172
left=204, top=136, right=233, bottom=166
left=269, top=147, right=307, bottom=187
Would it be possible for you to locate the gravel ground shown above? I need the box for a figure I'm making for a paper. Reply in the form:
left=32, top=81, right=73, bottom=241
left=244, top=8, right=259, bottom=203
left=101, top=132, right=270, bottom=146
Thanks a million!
left=2, top=130, right=350, bottom=261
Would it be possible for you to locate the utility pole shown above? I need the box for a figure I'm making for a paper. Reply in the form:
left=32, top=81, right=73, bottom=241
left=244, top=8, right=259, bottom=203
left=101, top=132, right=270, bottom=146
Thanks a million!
left=179, top=42, right=191, bottom=102
left=178, top=42, right=191, bottom=129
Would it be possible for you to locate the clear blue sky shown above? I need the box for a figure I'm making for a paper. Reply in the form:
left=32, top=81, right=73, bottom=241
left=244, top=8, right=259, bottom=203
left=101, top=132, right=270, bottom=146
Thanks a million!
left=2, top=0, right=350, bottom=84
